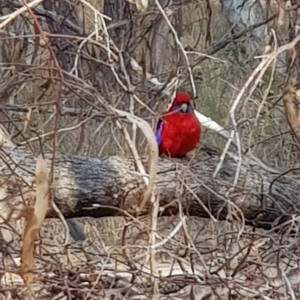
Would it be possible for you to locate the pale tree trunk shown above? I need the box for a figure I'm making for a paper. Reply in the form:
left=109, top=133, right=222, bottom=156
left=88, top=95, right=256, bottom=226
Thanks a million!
left=221, top=0, right=289, bottom=71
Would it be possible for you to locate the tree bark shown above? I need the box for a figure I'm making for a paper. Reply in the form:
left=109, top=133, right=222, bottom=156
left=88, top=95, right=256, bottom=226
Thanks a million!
left=0, top=145, right=299, bottom=229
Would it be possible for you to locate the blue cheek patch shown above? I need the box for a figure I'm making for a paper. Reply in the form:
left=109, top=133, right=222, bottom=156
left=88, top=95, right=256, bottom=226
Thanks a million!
left=187, top=105, right=193, bottom=113
left=155, top=120, right=164, bottom=146
left=171, top=105, right=181, bottom=112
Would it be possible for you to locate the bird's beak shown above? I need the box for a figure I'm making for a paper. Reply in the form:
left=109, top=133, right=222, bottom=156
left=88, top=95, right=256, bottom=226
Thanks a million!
left=180, top=103, right=188, bottom=113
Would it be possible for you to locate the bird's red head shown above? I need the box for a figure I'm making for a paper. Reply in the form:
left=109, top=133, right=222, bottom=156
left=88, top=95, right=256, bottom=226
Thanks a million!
left=172, top=92, right=191, bottom=106
left=169, top=92, right=193, bottom=114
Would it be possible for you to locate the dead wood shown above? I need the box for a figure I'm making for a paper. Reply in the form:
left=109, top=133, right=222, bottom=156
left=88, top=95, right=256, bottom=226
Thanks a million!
left=1, top=215, right=300, bottom=299
left=0, top=145, right=299, bottom=229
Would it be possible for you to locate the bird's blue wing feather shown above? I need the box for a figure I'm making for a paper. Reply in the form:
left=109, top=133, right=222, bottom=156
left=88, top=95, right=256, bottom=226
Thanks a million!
left=155, top=104, right=192, bottom=146
left=155, top=120, right=164, bottom=146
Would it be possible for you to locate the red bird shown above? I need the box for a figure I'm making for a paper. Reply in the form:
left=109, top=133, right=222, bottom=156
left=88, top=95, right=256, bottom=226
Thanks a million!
left=155, top=92, right=201, bottom=158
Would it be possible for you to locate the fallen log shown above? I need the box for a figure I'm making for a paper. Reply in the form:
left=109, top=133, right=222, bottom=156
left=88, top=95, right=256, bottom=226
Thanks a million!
left=1, top=143, right=300, bottom=229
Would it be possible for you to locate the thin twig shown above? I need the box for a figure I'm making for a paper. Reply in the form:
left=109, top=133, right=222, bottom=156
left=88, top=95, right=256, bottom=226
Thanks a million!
left=154, top=0, right=196, bottom=97
left=0, top=0, right=45, bottom=29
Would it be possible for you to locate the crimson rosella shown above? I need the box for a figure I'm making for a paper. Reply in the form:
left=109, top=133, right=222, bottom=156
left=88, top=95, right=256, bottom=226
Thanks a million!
left=155, top=92, right=201, bottom=158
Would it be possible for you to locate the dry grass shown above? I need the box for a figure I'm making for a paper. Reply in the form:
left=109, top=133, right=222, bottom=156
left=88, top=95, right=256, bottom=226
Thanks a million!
left=2, top=216, right=300, bottom=299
